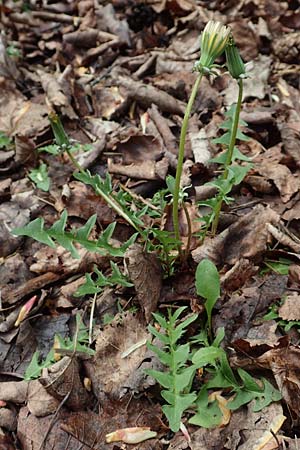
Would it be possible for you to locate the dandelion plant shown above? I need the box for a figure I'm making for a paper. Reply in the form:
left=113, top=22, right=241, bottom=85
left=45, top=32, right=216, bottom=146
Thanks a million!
left=211, top=35, right=247, bottom=234
left=172, top=21, right=230, bottom=256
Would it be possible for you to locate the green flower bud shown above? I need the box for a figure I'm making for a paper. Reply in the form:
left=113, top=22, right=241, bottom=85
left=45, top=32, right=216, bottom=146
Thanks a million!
left=198, top=20, right=231, bottom=71
left=49, top=111, right=70, bottom=147
left=225, top=35, right=245, bottom=79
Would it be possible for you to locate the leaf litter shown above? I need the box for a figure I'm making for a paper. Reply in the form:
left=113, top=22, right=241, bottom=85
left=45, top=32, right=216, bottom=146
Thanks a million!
left=1, top=0, right=300, bottom=448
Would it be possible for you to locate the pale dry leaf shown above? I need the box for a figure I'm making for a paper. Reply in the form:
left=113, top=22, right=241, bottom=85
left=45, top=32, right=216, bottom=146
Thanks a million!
left=278, top=292, right=300, bottom=321
left=224, top=55, right=272, bottom=105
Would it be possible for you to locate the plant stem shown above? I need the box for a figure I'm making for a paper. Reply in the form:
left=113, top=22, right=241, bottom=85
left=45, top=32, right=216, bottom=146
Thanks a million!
left=172, top=73, right=203, bottom=256
left=65, top=147, right=86, bottom=174
left=211, top=78, right=243, bottom=236
left=182, top=201, right=192, bottom=262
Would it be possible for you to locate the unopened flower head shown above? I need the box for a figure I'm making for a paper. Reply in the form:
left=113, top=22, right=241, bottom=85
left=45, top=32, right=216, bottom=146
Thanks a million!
left=225, top=35, right=246, bottom=79
left=198, top=20, right=231, bottom=71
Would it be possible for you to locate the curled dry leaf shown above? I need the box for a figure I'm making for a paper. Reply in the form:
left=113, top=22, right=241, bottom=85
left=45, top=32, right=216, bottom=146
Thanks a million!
left=192, top=205, right=280, bottom=266
left=27, top=380, right=60, bottom=417
left=108, top=157, right=169, bottom=181
left=106, top=427, right=157, bottom=444
left=112, top=72, right=186, bottom=115
left=39, top=357, right=90, bottom=411
left=0, top=408, right=17, bottom=431
left=255, top=163, right=299, bottom=203
left=124, top=244, right=162, bottom=322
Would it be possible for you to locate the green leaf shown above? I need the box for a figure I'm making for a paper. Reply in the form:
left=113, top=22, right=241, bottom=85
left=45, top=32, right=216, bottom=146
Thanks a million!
left=0, top=131, right=12, bottom=149
left=237, top=368, right=263, bottom=392
left=146, top=307, right=198, bottom=431
left=189, top=387, right=222, bottom=428
left=195, top=259, right=220, bottom=332
left=210, top=147, right=251, bottom=164
left=109, top=262, right=133, bottom=287
left=195, top=259, right=220, bottom=303
left=147, top=342, right=171, bottom=366
left=12, top=218, right=56, bottom=248
left=24, top=349, right=55, bottom=380
left=228, top=164, right=252, bottom=186
left=174, top=365, right=196, bottom=391
left=28, top=163, right=50, bottom=192
left=189, top=399, right=222, bottom=428
left=212, top=132, right=231, bottom=146
left=12, top=211, right=136, bottom=259
left=148, top=324, right=169, bottom=345
left=228, top=376, right=281, bottom=412
left=162, top=392, right=197, bottom=432
left=173, top=343, right=190, bottom=366
left=152, top=312, right=168, bottom=330
left=38, top=144, right=61, bottom=155
left=145, top=369, right=172, bottom=389
left=192, top=346, right=223, bottom=368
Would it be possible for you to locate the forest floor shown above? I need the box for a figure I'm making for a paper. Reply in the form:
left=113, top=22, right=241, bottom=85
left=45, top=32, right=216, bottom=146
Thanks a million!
left=1, top=0, right=300, bottom=449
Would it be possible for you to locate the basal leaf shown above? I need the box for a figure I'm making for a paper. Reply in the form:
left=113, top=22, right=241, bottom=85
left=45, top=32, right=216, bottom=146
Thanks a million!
left=162, top=392, right=197, bottom=432
left=195, top=259, right=220, bottom=304
left=145, top=369, right=172, bottom=389
left=192, top=346, right=223, bottom=368
left=12, top=218, right=56, bottom=248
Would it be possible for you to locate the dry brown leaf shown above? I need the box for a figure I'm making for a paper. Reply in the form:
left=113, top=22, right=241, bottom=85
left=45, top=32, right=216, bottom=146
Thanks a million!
left=0, top=408, right=17, bottom=431
left=112, top=72, right=186, bottom=115
left=39, top=357, right=90, bottom=411
left=84, top=313, right=152, bottom=399
left=61, top=399, right=162, bottom=450
left=92, top=85, right=128, bottom=119
left=278, top=292, right=300, bottom=321
left=256, top=163, right=299, bottom=203
left=17, top=407, right=87, bottom=450
left=192, top=205, right=280, bottom=266
left=124, top=244, right=162, bottom=322
left=108, top=157, right=169, bottom=181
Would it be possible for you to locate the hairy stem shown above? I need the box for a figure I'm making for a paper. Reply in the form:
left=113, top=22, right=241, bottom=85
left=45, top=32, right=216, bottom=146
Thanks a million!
left=172, top=73, right=203, bottom=256
left=211, top=78, right=243, bottom=235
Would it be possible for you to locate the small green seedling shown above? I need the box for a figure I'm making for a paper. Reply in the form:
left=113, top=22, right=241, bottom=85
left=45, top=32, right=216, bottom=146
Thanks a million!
left=24, top=314, right=95, bottom=380
left=28, top=162, right=50, bottom=192
left=0, top=131, right=12, bottom=149
left=146, top=307, right=198, bottom=432
left=75, top=261, right=133, bottom=297
left=264, top=300, right=300, bottom=332
left=195, top=259, right=220, bottom=338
